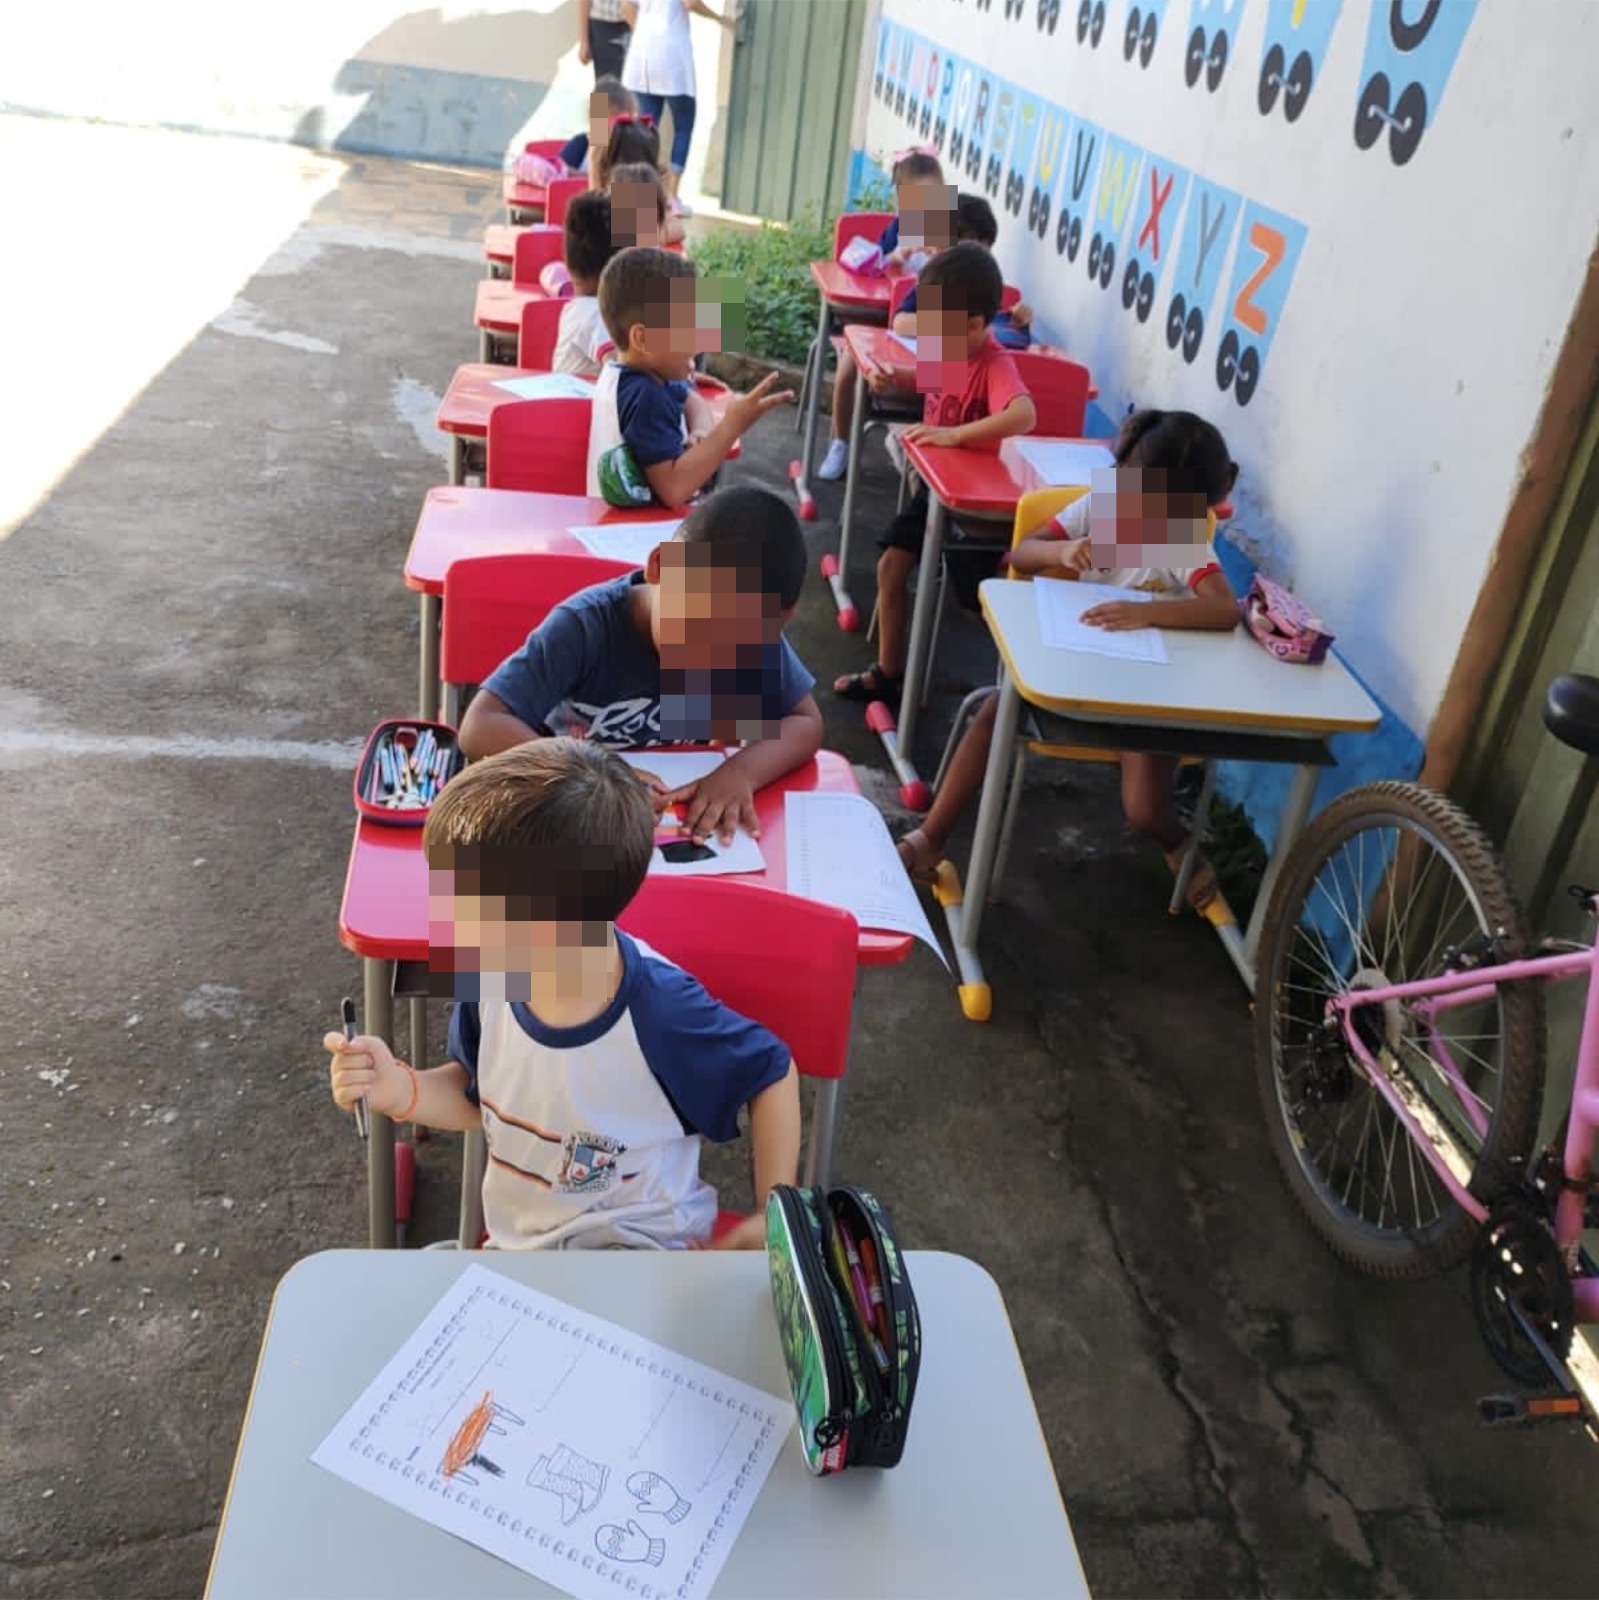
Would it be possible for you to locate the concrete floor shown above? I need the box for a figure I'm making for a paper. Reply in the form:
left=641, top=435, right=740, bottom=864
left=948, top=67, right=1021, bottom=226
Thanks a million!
left=2, top=116, right=1598, bottom=1599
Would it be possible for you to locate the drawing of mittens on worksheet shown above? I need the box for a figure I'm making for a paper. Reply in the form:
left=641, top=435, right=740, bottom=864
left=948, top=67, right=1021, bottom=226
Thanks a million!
left=595, top=1518, right=666, bottom=1566
left=626, top=1470, right=691, bottom=1523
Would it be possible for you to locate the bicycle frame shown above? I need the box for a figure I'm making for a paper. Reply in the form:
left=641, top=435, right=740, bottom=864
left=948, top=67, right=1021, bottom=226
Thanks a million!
left=1329, top=934, right=1599, bottom=1328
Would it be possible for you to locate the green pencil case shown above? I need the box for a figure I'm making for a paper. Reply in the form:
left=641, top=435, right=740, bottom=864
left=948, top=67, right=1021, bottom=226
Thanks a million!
left=765, top=1185, right=921, bottom=1475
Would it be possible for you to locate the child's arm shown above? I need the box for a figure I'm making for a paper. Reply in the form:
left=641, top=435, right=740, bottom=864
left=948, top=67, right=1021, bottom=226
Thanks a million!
left=903, top=392, right=1036, bottom=452
left=642, top=374, right=794, bottom=510
left=713, top=1062, right=801, bottom=1250
left=458, top=691, right=543, bottom=757
left=682, top=386, right=716, bottom=443
left=459, top=608, right=588, bottom=757
left=671, top=694, right=825, bottom=843
left=1082, top=571, right=1240, bottom=633
left=324, top=1032, right=483, bottom=1133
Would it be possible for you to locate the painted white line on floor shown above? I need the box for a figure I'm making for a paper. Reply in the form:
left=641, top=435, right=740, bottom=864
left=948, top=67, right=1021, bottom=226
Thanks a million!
left=211, top=298, right=338, bottom=354
left=392, top=376, right=451, bottom=461
left=258, top=224, right=483, bottom=274
left=0, top=731, right=366, bottom=770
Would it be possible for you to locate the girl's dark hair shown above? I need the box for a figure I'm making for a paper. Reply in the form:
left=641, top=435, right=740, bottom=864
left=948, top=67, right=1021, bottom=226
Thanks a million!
left=596, top=117, right=662, bottom=189
left=608, top=161, right=669, bottom=226
left=891, top=149, right=944, bottom=185
left=1114, top=410, right=1238, bottom=507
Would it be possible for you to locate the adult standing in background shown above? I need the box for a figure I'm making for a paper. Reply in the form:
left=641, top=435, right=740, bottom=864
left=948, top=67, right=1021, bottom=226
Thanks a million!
left=579, top=0, right=633, bottom=81
left=620, top=0, right=737, bottom=206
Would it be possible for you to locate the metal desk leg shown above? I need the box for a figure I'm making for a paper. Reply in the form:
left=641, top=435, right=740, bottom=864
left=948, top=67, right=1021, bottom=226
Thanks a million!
left=939, top=670, right=1023, bottom=1022
left=458, top=1131, right=487, bottom=1249
left=871, top=495, right=944, bottom=809
left=362, top=958, right=398, bottom=1248
left=418, top=593, right=441, bottom=721
left=449, top=433, right=468, bottom=487
left=824, top=375, right=872, bottom=631
left=789, top=296, right=831, bottom=520
left=805, top=1077, right=845, bottom=1190
left=1237, top=761, right=1320, bottom=985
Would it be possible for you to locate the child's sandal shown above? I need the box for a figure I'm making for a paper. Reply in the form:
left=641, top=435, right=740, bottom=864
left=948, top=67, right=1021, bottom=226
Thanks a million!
left=832, top=666, right=902, bottom=707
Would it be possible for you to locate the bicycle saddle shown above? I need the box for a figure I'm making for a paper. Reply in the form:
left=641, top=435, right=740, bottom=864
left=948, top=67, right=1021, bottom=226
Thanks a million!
left=1543, top=673, right=1599, bottom=755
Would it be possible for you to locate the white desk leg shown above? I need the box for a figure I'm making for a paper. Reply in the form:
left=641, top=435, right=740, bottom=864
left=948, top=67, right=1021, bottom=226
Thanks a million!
left=938, top=669, right=1022, bottom=1022
left=823, top=366, right=872, bottom=632
left=805, top=1077, right=845, bottom=1190
left=418, top=593, right=441, bottom=721
left=362, top=958, right=398, bottom=1248
left=1239, top=761, right=1319, bottom=986
left=458, top=1130, right=487, bottom=1248
left=872, top=494, right=944, bottom=809
left=789, top=296, right=831, bottom=521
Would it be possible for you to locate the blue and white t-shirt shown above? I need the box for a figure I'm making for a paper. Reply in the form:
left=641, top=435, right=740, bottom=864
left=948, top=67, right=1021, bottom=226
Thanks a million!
left=448, top=932, right=791, bottom=1249
left=481, top=571, right=816, bottom=747
left=586, top=361, right=692, bottom=500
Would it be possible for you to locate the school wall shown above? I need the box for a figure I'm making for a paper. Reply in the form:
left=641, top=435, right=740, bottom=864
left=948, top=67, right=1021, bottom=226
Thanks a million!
left=0, top=0, right=733, bottom=184
left=855, top=0, right=1599, bottom=833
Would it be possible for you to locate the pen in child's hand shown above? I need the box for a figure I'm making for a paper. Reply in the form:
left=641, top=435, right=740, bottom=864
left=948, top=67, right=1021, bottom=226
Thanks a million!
left=341, top=996, right=369, bottom=1140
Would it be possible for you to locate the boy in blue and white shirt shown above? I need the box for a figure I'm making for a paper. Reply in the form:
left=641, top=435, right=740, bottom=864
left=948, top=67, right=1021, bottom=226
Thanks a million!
left=459, top=485, right=824, bottom=847
left=325, top=739, right=800, bottom=1251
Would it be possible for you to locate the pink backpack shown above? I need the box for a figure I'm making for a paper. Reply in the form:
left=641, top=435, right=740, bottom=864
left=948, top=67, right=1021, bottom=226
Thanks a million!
left=1242, top=574, right=1336, bottom=665
left=513, top=152, right=563, bottom=187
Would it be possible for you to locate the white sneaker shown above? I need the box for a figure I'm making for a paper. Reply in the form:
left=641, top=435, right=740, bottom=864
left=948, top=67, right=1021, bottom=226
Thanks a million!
left=818, top=439, right=850, bottom=481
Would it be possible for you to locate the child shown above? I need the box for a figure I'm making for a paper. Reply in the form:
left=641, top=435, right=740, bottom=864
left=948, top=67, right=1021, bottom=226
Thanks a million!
left=586, top=246, right=793, bottom=512
left=458, top=485, right=824, bottom=846
left=553, top=191, right=619, bottom=378
left=594, top=118, right=686, bottom=244
left=833, top=243, right=1037, bottom=707
left=325, top=739, right=800, bottom=1251
left=819, top=148, right=951, bottom=482
left=889, top=194, right=1033, bottom=339
left=896, top=409, right=1241, bottom=913
left=556, top=76, right=638, bottom=178
left=608, top=160, right=675, bottom=249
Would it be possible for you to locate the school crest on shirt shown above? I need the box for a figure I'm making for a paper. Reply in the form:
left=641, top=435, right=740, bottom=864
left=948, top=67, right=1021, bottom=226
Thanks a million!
left=558, top=1131, right=627, bottom=1193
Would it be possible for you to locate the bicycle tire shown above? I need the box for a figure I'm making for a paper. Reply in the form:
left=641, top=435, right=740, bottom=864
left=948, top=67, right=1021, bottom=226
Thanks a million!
left=1253, top=780, right=1546, bottom=1278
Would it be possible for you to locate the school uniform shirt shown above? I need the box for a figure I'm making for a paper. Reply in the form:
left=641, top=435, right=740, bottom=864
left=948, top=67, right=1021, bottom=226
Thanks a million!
left=480, top=570, right=816, bottom=746
left=878, top=216, right=900, bottom=253
left=622, top=0, right=697, bottom=98
left=923, top=332, right=1030, bottom=433
left=448, top=932, right=791, bottom=1250
left=586, top=361, right=690, bottom=499
left=553, top=296, right=614, bottom=378
left=1046, top=497, right=1221, bottom=593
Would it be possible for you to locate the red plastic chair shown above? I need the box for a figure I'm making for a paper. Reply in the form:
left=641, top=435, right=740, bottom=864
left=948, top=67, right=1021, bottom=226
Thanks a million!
left=517, top=299, right=566, bottom=369
left=512, top=225, right=564, bottom=287
left=484, top=397, right=593, bottom=495
left=546, top=176, right=587, bottom=228
left=1010, top=349, right=1091, bottom=437
left=439, top=551, right=633, bottom=725
left=834, top=210, right=894, bottom=261
left=523, top=137, right=568, bottom=163
left=623, top=877, right=859, bottom=1217
left=887, top=276, right=1022, bottom=321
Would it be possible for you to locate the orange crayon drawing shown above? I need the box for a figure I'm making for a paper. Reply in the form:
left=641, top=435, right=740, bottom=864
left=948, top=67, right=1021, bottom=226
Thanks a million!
left=442, top=1391, right=499, bottom=1478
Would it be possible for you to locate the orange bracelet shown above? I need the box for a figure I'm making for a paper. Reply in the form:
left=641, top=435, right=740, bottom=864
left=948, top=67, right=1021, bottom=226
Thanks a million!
left=393, top=1060, right=421, bottom=1122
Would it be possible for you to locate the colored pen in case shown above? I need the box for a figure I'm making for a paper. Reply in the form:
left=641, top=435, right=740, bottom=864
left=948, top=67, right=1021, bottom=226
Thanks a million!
left=835, top=1218, right=890, bottom=1371
left=858, top=1234, right=891, bottom=1344
left=340, top=996, right=369, bottom=1140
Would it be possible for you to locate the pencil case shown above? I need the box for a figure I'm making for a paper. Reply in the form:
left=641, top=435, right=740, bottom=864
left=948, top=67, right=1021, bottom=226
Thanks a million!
left=765, top=1185, right=920, bottom=1475
left=1241, top=573, right=1335, bottom=665
left=354, top=720, right=465, bottom=826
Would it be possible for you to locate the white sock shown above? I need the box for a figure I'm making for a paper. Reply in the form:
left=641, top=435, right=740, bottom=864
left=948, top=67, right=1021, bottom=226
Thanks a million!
left=818, top=439, right=850, bottom=480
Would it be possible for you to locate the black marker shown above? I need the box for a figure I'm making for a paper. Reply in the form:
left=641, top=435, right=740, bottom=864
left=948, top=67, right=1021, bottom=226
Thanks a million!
left=341, top=997, right=369, bottom=1140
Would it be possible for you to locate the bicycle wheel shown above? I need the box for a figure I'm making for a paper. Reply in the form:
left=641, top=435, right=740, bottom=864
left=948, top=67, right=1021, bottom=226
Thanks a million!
left=1253, top=781, right=1545, bottom=1277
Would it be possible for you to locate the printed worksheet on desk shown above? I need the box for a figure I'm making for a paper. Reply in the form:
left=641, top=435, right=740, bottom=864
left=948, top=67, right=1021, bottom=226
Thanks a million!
left=492, top=373, right=596, bottom=400
left=1012, top=438, right=1115, bottom=488
left=1033, top=580, right=1168, bottom=664
left=568, top=521, right=683, bottom=568
left=312, top=1264, right=790, bottom=1600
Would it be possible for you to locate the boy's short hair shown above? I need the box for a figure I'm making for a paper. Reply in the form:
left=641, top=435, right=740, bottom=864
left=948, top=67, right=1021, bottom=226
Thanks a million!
left=598, top=245, right=697, bottom=350
left=608, top=161, right=669, bottom=225
left=591, top=76, right=636, bottom=117
left=954, top=193, right=998, bottom=247
left=891, top=150, right=944, bottom=184
left=674, top=485, right=807, bottom=611
left=423, top=740, right=654, bottom=924
left=917, top=241, right=1003, bottom=326
left=564, top=191, right=617, bottom=283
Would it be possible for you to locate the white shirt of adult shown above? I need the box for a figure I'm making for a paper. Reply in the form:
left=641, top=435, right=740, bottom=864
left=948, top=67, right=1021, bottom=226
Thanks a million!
left=622, top=0, right=697, bottom=99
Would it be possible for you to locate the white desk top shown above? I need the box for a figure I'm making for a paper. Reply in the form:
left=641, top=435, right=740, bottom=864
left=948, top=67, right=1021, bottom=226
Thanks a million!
left=980, top=577, right=1380, bottom=737
left=207, top=1249, right=1089, bottom=1600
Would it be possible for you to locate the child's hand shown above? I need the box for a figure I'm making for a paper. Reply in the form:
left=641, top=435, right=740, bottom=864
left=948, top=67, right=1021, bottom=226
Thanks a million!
left=1010, top=300, right=1034, bottom=328
left=1081, top=600, right=1151, bottom=632
left=725, top=373, right=795, bottom=435
left=1057, top=537, right=1093, bottom=574
left=902, top=423, right=961, bottom=449
left=667, top=766, right=759, bottom=845
left=323, top=1032, right=408, bottom=1116
left=711, top=1214, right=768, bottom=1250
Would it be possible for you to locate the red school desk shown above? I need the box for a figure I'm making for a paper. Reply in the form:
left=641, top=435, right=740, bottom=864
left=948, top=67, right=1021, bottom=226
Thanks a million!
left=403, top=486, right=669, bottom=719
left=339, top=751, right=915, bottom=1246
left=789, top=260, right=899, bottom=521
left=502, top=172, right=547, bottom=224
left=436, top=366, right=735, bottom=486
left=482, top=225, right=687, bottom=280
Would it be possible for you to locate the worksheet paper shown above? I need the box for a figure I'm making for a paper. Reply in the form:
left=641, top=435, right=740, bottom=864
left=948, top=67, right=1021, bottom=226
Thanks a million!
left=312, top=1265, right=791, bottom=1600
left=619, top=749, right=727, bottom=790
left=1012, top=437, right=1115, bottom=487
left=618, top=751, right=765, bottom=878
left=567, top=521, right=682, bottom=568
left=492, top=373, right=596, bottom=400
left=784, top=791, right=947, bottom=965
left=1034, top=580, right=1169, bottom=664
left=889, top=331, right=917, bottom=355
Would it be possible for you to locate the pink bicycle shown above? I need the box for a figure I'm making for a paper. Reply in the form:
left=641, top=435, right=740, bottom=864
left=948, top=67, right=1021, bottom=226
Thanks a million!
left=1254, top=675, right=1599, bottom=1431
